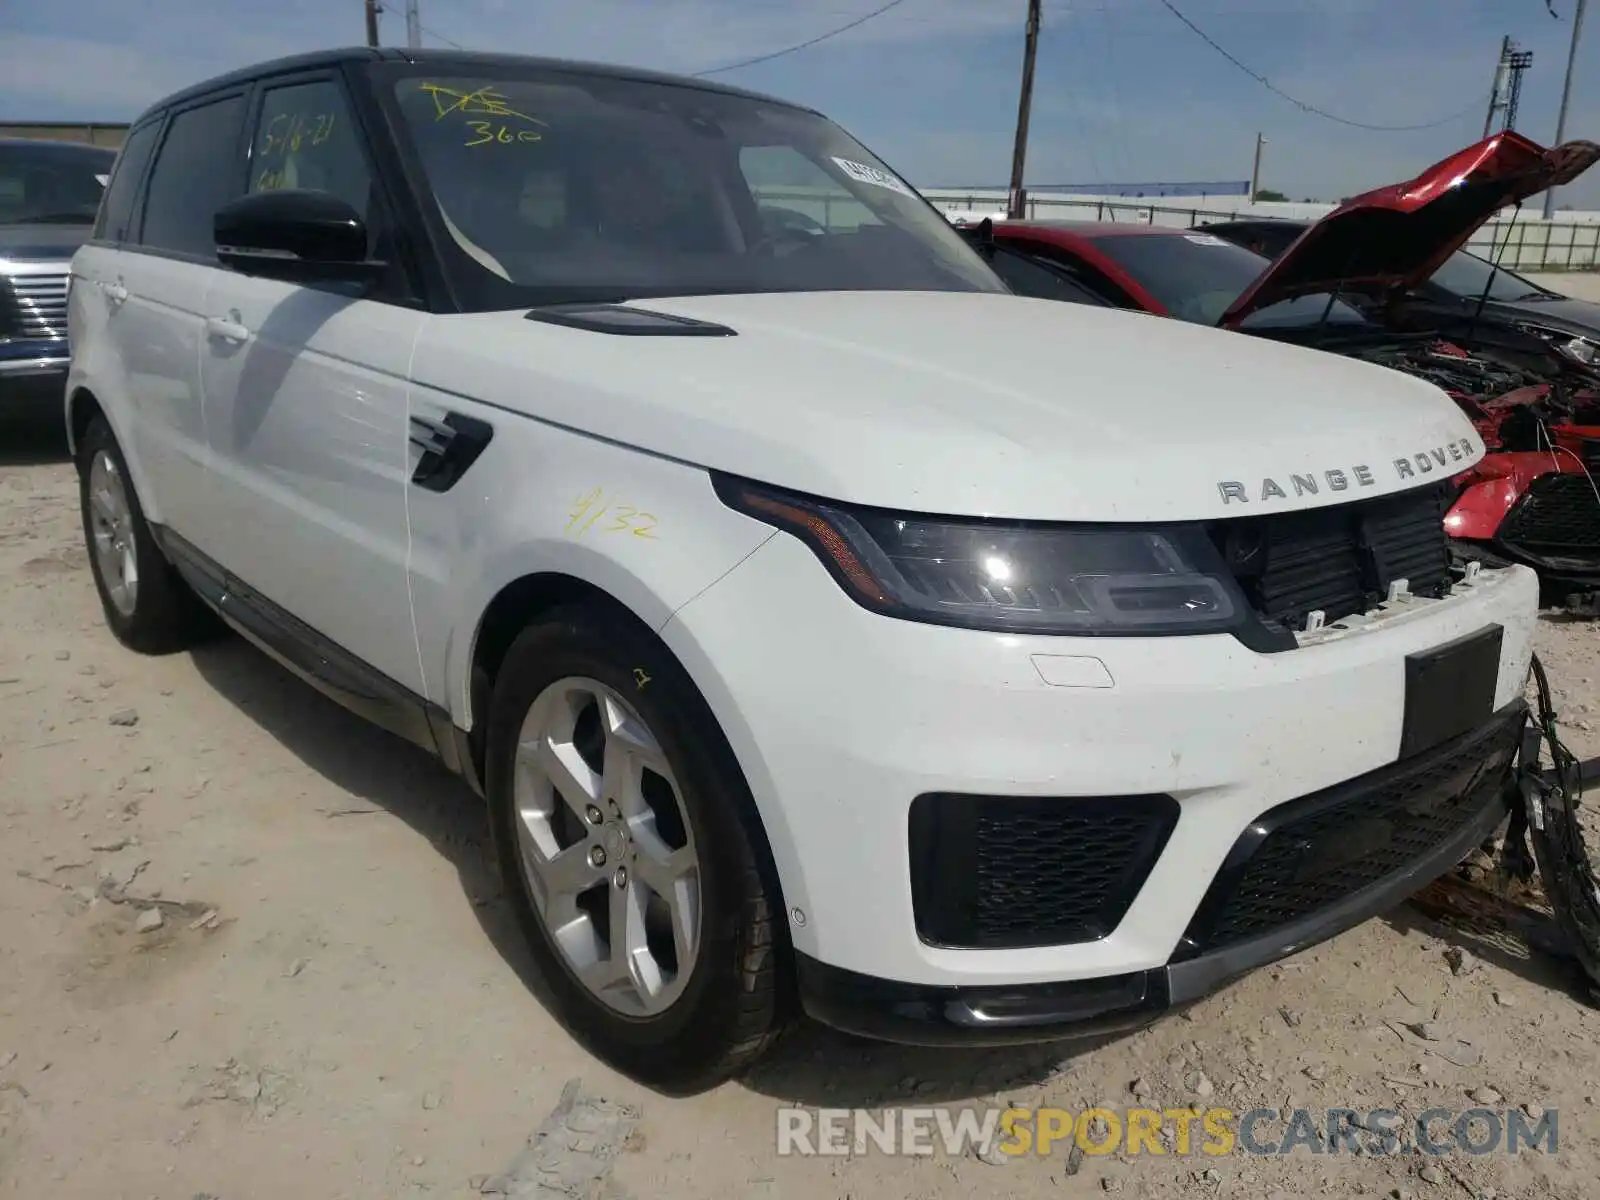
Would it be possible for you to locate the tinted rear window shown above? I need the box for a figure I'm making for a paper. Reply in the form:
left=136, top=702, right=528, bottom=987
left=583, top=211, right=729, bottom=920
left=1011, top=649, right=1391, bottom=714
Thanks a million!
left=94, top=123, right=161, bottom=242
left=139, top=95, right=247, bottom=257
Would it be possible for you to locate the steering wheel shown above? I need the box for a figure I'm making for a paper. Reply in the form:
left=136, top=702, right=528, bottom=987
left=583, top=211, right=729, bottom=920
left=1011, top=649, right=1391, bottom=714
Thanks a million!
left=747, top=206, right=829, bottom=258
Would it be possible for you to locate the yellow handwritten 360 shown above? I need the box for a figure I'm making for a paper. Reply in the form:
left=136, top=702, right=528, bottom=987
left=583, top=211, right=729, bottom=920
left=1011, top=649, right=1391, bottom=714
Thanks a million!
left=566, top=488, right=658, bottom=539
left=465, top=121, right=543, bottom=148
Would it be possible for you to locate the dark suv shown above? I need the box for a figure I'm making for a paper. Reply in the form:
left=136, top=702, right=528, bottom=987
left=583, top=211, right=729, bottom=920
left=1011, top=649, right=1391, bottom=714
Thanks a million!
left=1, top=138, right=117, bottom=407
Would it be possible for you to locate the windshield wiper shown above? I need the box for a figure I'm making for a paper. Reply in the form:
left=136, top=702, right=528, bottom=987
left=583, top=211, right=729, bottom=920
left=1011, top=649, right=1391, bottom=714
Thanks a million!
left=11, top=211, right=95, bottom=225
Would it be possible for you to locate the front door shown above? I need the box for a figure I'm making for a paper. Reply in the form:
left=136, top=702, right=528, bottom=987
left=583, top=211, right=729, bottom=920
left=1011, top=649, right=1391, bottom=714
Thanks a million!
left=198, top=73, right=429, bottom=697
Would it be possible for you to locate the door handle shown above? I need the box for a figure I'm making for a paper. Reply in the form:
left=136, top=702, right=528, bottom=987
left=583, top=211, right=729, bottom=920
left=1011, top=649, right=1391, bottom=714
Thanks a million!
left=104, top=281, right=128, bottom=306
left=205, top=314, right=249, bottom=344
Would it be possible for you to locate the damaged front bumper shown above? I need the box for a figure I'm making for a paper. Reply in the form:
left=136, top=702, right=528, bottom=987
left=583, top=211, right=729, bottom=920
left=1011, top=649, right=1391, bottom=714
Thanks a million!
left=801, top=706, right=1600, bottom=1048
left=800, top=704, right=1527, bottom=1046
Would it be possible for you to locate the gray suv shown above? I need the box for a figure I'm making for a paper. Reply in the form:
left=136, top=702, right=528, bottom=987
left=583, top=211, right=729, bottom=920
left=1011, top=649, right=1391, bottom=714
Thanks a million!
left=1, top=138, right=117, bottom=408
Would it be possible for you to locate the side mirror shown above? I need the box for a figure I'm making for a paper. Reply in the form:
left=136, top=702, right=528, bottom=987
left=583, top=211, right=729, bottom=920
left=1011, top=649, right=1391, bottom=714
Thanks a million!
left=214, top=189, right=386, bottom=283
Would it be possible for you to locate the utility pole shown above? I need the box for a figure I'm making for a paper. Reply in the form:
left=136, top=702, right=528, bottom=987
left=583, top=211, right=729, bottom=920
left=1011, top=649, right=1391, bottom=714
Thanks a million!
left=1249, top=133, right=1265, bottom=201
left=1483, top=37, right=1535, bottom=137
left=1504, top=45, right=1535, bottom=130
left=1544, top=0, right=1589, bottom=218
left=1484, top=35, right=1510, bottom=138
left=405, top=0, right=422, bottom=49
left=1007, top=0, right=1042, bottom=220
left=364, top=0, right=381, bottom=47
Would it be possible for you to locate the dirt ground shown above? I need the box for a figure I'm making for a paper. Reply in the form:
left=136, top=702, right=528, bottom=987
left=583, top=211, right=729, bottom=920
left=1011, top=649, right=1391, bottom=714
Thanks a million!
left=3, top=359, right=1600, bottom=1198
left=1530, top=271, right=1600, bottom=304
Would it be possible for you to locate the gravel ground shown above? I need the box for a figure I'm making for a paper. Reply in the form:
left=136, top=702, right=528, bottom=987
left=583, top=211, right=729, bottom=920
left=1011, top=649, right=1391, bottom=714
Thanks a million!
left=2, top=398, right=1599, bottom=1199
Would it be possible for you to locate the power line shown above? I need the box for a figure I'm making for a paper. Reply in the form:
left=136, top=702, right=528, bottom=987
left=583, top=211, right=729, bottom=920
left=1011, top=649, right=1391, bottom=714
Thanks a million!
left=693, top=0, right=911, bottom=77
left=420, top=21, right=467, bottom=49
left=1153, top=0, right=1481, bottom=132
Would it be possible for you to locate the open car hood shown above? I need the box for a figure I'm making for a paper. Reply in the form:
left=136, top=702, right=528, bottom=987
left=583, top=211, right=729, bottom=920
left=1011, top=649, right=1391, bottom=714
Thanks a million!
left=1220, top=132, right=1600, bottom=329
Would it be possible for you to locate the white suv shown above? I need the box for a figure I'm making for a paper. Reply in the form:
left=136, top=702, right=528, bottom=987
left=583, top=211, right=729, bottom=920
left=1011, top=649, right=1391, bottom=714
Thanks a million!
left=68, top=48, right=1539, bottom=1092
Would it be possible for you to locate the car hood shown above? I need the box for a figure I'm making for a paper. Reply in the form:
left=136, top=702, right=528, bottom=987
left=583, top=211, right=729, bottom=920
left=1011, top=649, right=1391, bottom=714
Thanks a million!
left=0, top=222, right=93, bottom=262
left=413, top=291, right=1484, bottom=522
left=1499, top=294, right=1600, bottom=340
left=1220, top=133, right=1600, bottom=328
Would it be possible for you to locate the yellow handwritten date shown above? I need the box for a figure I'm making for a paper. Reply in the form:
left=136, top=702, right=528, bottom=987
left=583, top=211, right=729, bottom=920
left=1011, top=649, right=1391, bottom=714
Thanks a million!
left=261, top=110, right=336, bottom=158
left=565, top=488, right=658, bottom=540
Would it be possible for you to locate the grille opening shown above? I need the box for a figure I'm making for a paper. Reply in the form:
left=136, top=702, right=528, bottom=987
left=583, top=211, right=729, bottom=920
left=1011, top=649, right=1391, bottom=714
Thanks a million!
left=1177, top=706, right=1522, bottom=957
left=0, top=271, right=70, bottom=342
left=1498, top=473, right=1600, bottom=554
left=1207, top=482, right=1454, bottom=631
left=909, top=792, right=1180, bottom=949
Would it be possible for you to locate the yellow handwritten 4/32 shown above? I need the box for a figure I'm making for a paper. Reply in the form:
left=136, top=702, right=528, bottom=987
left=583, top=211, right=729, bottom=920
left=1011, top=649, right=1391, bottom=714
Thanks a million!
left=566, top=488, right=658, bottom=539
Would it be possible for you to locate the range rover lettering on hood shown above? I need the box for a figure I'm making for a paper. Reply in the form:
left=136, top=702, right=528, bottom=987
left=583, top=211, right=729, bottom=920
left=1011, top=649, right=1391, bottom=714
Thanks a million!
left=1217, top=437, right=1477, bottom=505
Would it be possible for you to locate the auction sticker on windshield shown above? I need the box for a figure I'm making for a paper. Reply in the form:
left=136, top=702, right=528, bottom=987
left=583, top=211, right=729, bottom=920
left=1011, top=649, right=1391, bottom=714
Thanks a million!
left=1184, top=233, right=1230, bottom=247
left=833, top=157, right=915, bottom=197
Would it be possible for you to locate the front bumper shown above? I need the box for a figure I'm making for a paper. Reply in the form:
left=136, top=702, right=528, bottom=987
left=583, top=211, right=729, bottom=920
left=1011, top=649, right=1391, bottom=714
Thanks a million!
left=796, top=703, right=1521, bottom=1045
left=663, top=530, right=1541, bottom=993
left=1491, top=469, right=1600, bottom=588
left=0, top=339, right=69, bottom=383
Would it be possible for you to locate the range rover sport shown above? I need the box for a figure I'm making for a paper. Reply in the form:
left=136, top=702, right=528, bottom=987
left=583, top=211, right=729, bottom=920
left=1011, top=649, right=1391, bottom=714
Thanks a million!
left=68, top=47, right=1539, bottom=1093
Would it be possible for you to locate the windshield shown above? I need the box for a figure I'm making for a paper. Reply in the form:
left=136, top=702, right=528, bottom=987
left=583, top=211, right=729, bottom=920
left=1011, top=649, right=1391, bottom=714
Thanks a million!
left=1090, top=231, right=1373, bottom=329
left=0, top=142, right=115, bottom=225
left=381, top=69, right=1005, bottom=309
left=1427, top=249, right=1549, bottom=303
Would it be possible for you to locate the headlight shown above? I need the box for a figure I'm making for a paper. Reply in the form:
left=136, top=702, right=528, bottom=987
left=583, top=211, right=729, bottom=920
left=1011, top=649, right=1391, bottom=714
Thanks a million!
left=1556, top=335, right=1598, bottom=365
left=1518, top=323, right=1600, bottom=366
left=713, top=474, right=1247, bottom=636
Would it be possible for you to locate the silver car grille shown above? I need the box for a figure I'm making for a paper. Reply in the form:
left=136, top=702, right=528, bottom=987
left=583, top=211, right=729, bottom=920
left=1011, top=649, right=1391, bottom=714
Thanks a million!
left=0, top=269, right=71, bottom=341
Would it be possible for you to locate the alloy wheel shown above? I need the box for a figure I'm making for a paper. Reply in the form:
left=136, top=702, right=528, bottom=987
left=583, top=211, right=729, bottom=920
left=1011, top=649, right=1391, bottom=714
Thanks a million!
left=512, top=676, right=702, bottom=1017
left=87, top=449, right=139, bottom=617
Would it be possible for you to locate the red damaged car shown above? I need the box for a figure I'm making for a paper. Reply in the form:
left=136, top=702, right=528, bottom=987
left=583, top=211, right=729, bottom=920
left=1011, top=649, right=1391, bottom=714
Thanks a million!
left=962, top=133, right=1600, bottom=610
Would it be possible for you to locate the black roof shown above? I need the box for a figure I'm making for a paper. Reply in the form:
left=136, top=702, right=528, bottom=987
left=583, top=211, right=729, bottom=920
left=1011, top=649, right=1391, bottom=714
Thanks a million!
left=137, top=46, right=815, bottom=126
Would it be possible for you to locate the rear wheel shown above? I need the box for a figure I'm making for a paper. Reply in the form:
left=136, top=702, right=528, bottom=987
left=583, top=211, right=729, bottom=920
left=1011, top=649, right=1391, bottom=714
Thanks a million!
left=77, top=416, right=215, bottom=653
left=485, top=604, right=787, bottom=1093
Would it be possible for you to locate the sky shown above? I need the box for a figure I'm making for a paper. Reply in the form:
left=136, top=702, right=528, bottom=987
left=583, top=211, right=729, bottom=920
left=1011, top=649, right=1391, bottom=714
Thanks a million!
left=4, top=0, right=1599, bottom=208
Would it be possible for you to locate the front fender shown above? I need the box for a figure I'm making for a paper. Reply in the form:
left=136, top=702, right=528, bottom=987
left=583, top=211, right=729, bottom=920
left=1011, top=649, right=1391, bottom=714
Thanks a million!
left=421, top=428, right=775, bottom=726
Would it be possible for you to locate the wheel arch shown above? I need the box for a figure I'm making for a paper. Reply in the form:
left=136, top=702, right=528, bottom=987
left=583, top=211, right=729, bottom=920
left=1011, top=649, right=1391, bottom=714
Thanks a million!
left=66, top=385, right=165, bottom=527
left=463, top=569, right=795, bottom=967
left=65, top=385, right=104, bottom=458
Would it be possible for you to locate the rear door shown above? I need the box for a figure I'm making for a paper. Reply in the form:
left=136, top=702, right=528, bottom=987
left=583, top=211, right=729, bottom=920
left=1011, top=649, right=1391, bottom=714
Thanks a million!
left=109, top=92, right=249, bottom=551
left=70, top=117, right=161, bottom=454
left=196, top=70, right=431, bottom=696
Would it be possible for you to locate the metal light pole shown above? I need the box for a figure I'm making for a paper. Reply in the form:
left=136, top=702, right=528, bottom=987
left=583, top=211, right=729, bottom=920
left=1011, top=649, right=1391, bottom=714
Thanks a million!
left=406, top=0, right=422, bottom=49
left=364, top=0, right=381, bottom=47
left=1249, top=132, right=1265, bottom=201
left=1484, top=35, right=1511, bottom=138
left=1544, top=0, right=1589, bottom=218
left=1007, top=0, right=1042, bottom=220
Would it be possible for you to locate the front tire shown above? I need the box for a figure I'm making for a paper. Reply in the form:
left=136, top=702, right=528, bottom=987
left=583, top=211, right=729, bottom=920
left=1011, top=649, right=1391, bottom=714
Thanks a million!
left=485, top=603, right=786, bottom=1093
left=76, top=416, right=213, bottom=654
